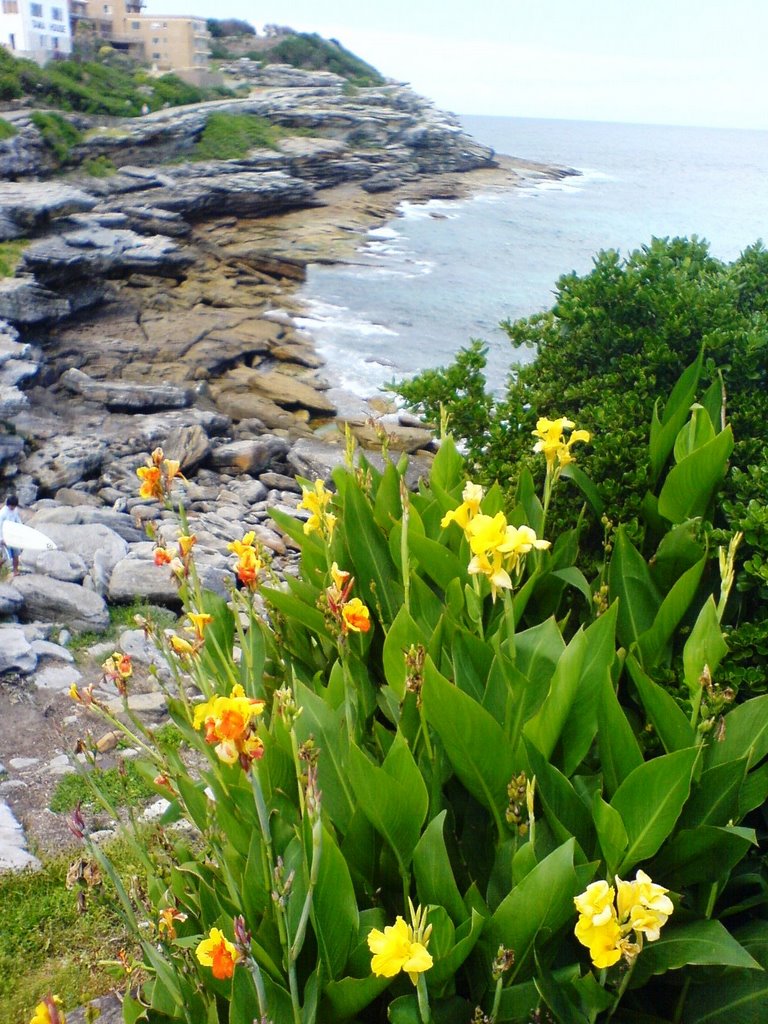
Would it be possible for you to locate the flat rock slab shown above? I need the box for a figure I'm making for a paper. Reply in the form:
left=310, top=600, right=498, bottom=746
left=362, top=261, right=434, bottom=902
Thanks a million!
left=22, top=436, right=108, bottom=493
left=0, top=800, right=41, bottom=872
left=33, top=662, right=82, bottom=691
left=209, top=435, right=290, bottom=475
left=0, top=276, right=70, bottom=325
left=0, top=625, right=37, bottom=675
left=0, top=181, right=97, bottom=241
left=12, top=574, right=110, bottom=633
left=61, top=367, right=193, bottom=411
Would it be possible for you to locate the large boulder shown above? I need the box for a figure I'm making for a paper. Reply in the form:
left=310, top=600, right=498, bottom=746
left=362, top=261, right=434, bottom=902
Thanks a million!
left=0, top=181, right=97, bottom=241
left=108, top=557, right=230, bottom=604
left=209, top=435, right=290, bottom=475
left=12, top=574, right=110, bottom=632
left=0, top=581, right=23, bottom=615
left=0, top=277, right=70, bottom=326
left=22, top=437, right=108, bottom=493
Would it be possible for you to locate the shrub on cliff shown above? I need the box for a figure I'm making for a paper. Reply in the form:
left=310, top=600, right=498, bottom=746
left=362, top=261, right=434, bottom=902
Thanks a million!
left=264, top=31, right=385, bottom=86
left=394, top=236, right=768, bottom=697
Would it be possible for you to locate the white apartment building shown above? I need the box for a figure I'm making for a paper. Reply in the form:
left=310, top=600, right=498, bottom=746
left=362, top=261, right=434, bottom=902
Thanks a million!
left=0, top=0, right=73, bottom=61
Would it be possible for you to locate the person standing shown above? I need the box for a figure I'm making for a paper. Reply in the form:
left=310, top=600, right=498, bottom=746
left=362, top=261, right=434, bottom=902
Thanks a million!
left=0, top=493, right=22, bottom=576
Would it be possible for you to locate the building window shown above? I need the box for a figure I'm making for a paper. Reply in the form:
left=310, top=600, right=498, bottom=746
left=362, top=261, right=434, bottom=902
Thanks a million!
left=152, top=51, right=160, bottom=59
left=131, top=20, right=139, bottom=29
left=51, top=6, right=63, bottom=18
left=52, top=36, right=59, bottom=49
left=2, top=0, right=19, bottom=12
left=152, top=36, right=159, bottom=43
left=30, top=2, right=43, bottom=14
left=38, top=33, right=46, bottom=46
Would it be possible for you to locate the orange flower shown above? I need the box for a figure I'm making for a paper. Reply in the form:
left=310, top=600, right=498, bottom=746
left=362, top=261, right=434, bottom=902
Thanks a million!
left=158, top=906, right=187, bottom=941
left=137, top=465, right=163, bottom=501
left=154, top=547, right=173, bottom=566
left=193, top=684, right=265, bottom=766
left=235, top=547, right=262, bottom=588
left=341, top=597, right=371, bottom=634
left=195, top=927, right=239, bottom=979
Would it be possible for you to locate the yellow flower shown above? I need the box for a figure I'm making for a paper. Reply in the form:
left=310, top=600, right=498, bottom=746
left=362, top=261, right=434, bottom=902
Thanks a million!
left=441, top=481, right=484, bottom=530
left=298, top=479, right=336, bottom=538
left=341, top=597, right=371, bottom=634
left=616, top=870, right=674, bottom=942
left=136, top=464, right=163, bottom=501
left=532, top=417, right=590, bottom=470
left=158, top=906, right=188, bottom=941
left=178, top=534, right=196, bottom=557
left=196, top=927, right=239, bottom=979
left=234, top=547, right=263, bottom=589
left=30, top=995, right=66, bottom=1024
left=227, top=532, right=256, bottom=557
left=69, top=683, right=80, bottom=702
left=367, top=915, right=433, bottom=985
left=193, top=684, right=265, bottom=766
left=186, top=612, right=213, bottom=640
left=330, top=561, right=350, bottom=591
left=574, top=872, right=673, bottom=969
left=169, top=634, right=198, bottom=657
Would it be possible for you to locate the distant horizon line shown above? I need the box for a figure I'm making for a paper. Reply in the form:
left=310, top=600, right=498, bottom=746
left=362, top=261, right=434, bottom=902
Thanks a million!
left=455, top=111, right=768, bottom=133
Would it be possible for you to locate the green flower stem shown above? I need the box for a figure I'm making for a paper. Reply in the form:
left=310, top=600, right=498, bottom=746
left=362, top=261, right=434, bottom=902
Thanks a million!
left=246, top=956, right=269, bottom=1021
left=606, top=955, right=638, bottom=1021
left=290, top=816, right=323, bottom=961
left=400, top=477, right=411, bottom=614
left=416, top=972, right=432, bottom=1024
left=489, top=973, right=504, bottom=1022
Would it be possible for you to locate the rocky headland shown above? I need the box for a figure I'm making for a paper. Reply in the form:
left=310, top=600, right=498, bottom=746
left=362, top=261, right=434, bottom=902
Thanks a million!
left=0, top=61, right=573, bottom=869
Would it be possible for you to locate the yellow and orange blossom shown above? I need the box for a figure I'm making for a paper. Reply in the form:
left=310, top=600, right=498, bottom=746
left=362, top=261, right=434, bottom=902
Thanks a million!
left=193, top=683, right=265, bottom=766
left=30, top=995, right=66, bottom=1024
left=196, top=927, right=239, bottom=980
left=341, top=597, right=371, bottom=634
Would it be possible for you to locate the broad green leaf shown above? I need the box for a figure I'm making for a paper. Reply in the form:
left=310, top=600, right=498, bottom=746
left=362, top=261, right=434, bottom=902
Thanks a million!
left=496, top=967, right=581, bottom=1022
left=649, top=349, right=703, bottom=483
left=515, top=466, right=545, bottom=534
left=430, top=435, right=465, bottom=493
left=636, top=554, right=706, bottom=669
left=422, top=659, right=515, bottom=827
left=373, top=459, right=402, bottom=530
left=312, top=825, right=359, bottom=978
left=230, top=965, right=260, bottom=1024
left=649, top=825, right=756, bottom=888
left=524, top=628, right=587, bottom=761
left=632, top=919, right=761, bottom=982
left=626, top=654, right=695, bottom=752
left=323, top=976, right=390, bottom=1020
left=560, top=602, right=619, bottom=775
left=706, top=693, right=768, bottom=769
left=197, top=588, right=236, bottom=689
left=673, top=404, right=716, bottom=463
left=383, top=605, right=428, bottom=700
left=487, top=839, right=580, bottom=982
left=409, top=531, right=467, bottom=591
left=550, top=566, right=593, bottom=608
left=597, top=671, right=644, bottom=797
left=739, top=761, right=768, bottom=817
left=526, top=739, right=593, bottom=855
left=534, top=953, right=590, bottom=1024
left=559, top=462, right=604, bottom=517
left=428, top=909, right=485, bottom=986
left=609, top=526, right=662, bottom=651
left=657, top=426, right=734, bottom=523
left=452, top=628, right=495, bottom=702
left=348, top=732, right=428, bottom=871
left=263, top=586, right=330, bottom=638
left=684, top=920, right=768, bottom=1023
left=413, top=811, right=467, bottom=926
left=611, top=747, right=699, bottom=874
left=294, top=682, right=355, bottom=832
left=514, top=616, right=565, bottom=691
left=679, top=757, right=748, bottom=828
left=683, top=596, right=728, bottom=697
left=592, top=793, right=628, bottom=877
left=342, top=477, right=403, bottom=625
left=650, top=521, right=707, bottom=593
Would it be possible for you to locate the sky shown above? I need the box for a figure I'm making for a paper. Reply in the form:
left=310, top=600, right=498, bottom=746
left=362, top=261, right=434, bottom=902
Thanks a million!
left=144, top=0, right=768, bottom=130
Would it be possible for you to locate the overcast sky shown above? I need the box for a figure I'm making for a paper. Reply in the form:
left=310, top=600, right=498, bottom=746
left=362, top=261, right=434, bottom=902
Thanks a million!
left=145, top=0, right=768, bottom=129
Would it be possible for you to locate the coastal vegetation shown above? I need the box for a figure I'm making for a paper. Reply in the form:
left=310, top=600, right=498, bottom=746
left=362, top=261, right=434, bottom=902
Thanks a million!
left=192, top=112, right=294, bottom=161
left=261, top=32, right=386, bottom=87
left=48, top=381, right=767, bottom=1023
left=395, top=235, right=768, bottom=700
left=0, top=47, right=230, bottom=116
left=0, top=239, right=29, bottom=278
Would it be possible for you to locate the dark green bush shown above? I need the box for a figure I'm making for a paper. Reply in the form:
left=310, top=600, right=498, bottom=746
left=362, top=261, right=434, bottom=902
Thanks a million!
left=265, top=32, right=385, bottom=85
left=192, top=112, right=289, bottom=160
left=30, top=110, right=82, bottom=162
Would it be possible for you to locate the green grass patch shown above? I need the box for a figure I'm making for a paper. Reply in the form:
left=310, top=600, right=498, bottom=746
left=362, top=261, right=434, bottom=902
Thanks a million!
left=0, top=239, right=28, bottom=278
left=0, top=834, right=148, bottom=1024
left=67, top=600, right=177, bottom=653
left=82, top=154, right=116, bottom=178
left=192, top=112, right=291, bottom=160
left=30, top=110, right=82, bottom=163
left=263, top=32, right=385, bottom=86
left=0, top=117, right=17, bottom=140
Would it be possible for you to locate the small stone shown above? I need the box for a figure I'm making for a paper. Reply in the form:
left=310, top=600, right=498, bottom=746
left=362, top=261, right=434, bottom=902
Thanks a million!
left=8, top=757, right=40, bottom=770
left=33, top=663, right=82, bottom=691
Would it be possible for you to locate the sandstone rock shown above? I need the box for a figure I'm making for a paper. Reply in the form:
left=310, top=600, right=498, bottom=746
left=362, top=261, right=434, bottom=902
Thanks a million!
left=162, top=423, right=211, bottom=471
left=12, top=574, right=110, bottom=632
left=0, top=625, right=37, bottom=674
left=215, top=364, right=336, bottom=415
left=209, top=435, right=289, bottom=475
left=60, top=367, right=194, bottom=412
left=129, top=171, right=317, bottom=221
left=22, top=437, right=107, bottom=493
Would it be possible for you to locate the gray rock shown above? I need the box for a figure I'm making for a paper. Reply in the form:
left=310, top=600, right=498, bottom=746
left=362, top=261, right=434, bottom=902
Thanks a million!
left=28, top=506, right=145, bottom=543
left=0, top=181, right=97, bottom=240
left=0, top=581, right=23, bottom=615
left=33, top=662, right=82, bottom=691
left=0, top=625, right=37, bottom=674
left=21, top=549, right=88, bottom=583
left=60, top=367, right=194, bottom=412
left=12, top=574, right=110, bottom=632
left=108, top=555, right=230, bottom=604
left=0, top=276, right=70, bottom=326
left=0, top=801, right=41, bottom=872
left=22, top=436, right=107, bottom=493
left=161, top=423, right=211, bottom=471
left=210, top=435, right=289, bottom=475
left=287, top=437, right=433, bottom=490
left=30, top=638, right=75, bottom=662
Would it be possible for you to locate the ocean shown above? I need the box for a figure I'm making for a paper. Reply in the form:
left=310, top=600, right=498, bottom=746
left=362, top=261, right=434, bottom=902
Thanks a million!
left=294, top=116, right=768, bottom=403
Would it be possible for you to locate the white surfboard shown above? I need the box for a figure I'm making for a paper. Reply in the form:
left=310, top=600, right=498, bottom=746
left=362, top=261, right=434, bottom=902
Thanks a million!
left=1, top=520, right=57, bottom=552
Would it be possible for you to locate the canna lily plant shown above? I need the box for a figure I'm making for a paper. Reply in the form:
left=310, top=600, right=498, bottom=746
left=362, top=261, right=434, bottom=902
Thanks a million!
left=57, top=363, right=767, bottom=1024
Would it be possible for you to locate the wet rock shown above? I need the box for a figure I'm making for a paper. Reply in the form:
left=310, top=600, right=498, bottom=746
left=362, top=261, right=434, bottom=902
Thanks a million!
left=12, top=574, right=110, bottom=632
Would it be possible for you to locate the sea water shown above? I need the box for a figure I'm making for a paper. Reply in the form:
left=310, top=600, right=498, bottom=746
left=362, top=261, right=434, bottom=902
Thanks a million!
left=295, top=116, right=768, bottom=400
